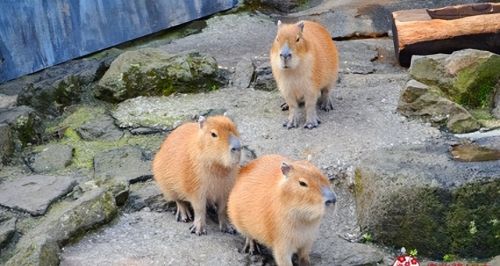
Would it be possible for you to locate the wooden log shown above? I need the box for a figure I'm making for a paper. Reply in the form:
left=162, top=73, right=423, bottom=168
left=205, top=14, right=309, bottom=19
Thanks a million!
left=391, top=2, right=500, bottom=67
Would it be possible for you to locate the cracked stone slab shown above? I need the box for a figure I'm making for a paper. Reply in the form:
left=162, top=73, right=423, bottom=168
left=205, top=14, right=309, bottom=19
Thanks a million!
left=26, top=144, right=74, bottom=173
left=0, top=175, right=77, bottom=216
left=93, top=146, right=152, bottom=183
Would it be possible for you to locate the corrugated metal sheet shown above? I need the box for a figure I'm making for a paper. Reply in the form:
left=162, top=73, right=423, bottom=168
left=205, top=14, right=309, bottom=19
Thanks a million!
left=0, top=0, right=237, bottom=83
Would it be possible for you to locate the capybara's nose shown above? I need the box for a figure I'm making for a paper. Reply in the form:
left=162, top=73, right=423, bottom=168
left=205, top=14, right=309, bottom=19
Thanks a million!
left=280, top=45, right=292, bottom=61
left=230, top=135, right=241, bottom=152
left=322, top=186, right=336, bottom=206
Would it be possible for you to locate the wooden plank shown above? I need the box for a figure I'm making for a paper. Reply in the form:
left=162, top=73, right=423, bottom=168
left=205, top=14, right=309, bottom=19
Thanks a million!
left=0, top=0, right=237, bottom=83
left=391, top=3, right=500, bottom=67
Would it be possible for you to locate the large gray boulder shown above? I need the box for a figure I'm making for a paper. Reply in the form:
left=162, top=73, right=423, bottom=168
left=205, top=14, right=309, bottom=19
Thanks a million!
left=0, top=175, right=77, bottom=216
left=12, top=49, right=121, bottom=116
left=409, top=49, right=500, bottom=109
left=5, top=188, right=117, bottom=266
left=398, top=79, right=480, bottom=133
left=95, top=49, right=222, bottom=103
left=354, top=140, right=500, bottom=259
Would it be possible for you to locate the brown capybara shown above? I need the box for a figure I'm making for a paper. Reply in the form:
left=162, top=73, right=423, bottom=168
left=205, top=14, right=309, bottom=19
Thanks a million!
left=153, top=115, right=241, bottom=235
left=270, top=20, right=339, bottom=129
left=228, top=154, right=336, bottom=266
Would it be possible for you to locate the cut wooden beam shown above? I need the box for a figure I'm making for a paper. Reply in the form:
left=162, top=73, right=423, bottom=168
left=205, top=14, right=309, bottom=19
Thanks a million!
left=391, top=2, right=500, bottom=67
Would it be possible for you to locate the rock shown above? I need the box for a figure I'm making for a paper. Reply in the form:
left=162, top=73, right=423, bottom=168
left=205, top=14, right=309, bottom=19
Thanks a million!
left=125, top=180, right=171, bottom=212
left=162, top=14, right=276, bottom=69
left=492, top=81, right=500, bottom=119
left=315, top=237, right=384, bottom=266
left=8, top=49, right=121, bottom=116
left=93, top=146, right=152, bottom=183
left=409, top=49, right=500, bottom=109
left=95, top=49, right=221, bottom=102
left=112, top=96, right=202, bottom=131
left=258, top=0, right=304, bottom=12
left=232, top=58, right=254, bottom=88
left=337, top=41, right=378, bottom=74
left=253, top=60, right=276, bottom=91
left=0, top=217, right=16, bottom=249
left=0, top=123, right=13, bottom=165
left=398, top=79, right=480, bottom=133
left=0, top=106, right=42, bottom=147
left=5, top=188, right=117, bottom=266
left=45, top=105, right=107, bottom=138
left=0, top=94, right=17, bottom=109
left=76, top=113, right=123, bottom=141
left=26, top=144, right=74, bottom=173
left=354, top=141, right=500, bottom=259
left=293, top=8, right=386, bottom=40
left=0, top=175, right=77, bottom=216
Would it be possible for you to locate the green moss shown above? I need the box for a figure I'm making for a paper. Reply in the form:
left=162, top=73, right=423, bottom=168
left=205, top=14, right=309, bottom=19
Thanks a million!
left=454, top=56, right=500, bottom=109
left=354, top=169, right=363, bottom=195
left=362, top=180, right=499, bottom=259
left=376, top=187, right=450, bottom=258
left=58, top=132, right=163, bottom=170
left=446, top=180, right=500, bottom=258
left=46, top=106, right=106, bottom=136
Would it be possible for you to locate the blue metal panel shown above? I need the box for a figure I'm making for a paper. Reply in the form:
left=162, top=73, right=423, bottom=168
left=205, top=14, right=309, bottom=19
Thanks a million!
left=0, top=0, right=237, bottom=83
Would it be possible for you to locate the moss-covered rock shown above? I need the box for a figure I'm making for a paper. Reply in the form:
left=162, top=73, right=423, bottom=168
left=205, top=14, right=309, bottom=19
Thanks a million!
left=5, top=188, right=117, bottom=265
left=0, top=106, right=42, bottom=149
left=397, top=79, right=480, bottom=133
left=95, top=49, right=222, bottom=102
left=15, top=50, right=121, bottom=117
left=355, top=141, right=500, bottom=259
left=410, top=49, right=500, bottom=109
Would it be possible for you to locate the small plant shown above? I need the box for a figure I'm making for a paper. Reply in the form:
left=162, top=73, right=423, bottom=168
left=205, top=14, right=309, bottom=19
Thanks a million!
left=409, top=248, right=418, bottom=257
left=443, top=254, right=455, bottom=262
left=361, top=232, right=373, bottom=243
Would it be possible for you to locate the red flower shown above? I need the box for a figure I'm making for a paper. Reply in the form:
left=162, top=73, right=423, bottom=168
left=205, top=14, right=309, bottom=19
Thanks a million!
left=398, top=256, right=406, bottom=262
left=411, top=258, right=418, bottom=264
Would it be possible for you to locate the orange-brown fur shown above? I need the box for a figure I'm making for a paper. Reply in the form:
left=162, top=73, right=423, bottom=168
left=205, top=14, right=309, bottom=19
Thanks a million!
left=153, top=115, right=241, bottom=235
left=228, top=155, right=335, bottom=266
left=270, top=20, right=339, bottom=129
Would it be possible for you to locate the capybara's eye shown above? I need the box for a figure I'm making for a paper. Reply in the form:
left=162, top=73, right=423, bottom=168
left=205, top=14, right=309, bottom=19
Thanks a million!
left=296, top=36, right=300, bottom=42
left=299, top=181, right=308, bottom=187
left=211, top=131, right=218, bottom=138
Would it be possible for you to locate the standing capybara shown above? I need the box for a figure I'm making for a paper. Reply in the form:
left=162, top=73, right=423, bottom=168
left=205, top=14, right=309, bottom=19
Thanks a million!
left=228, top=154, right=336, bottom=266
left=270, top=20, right=339, bottom=129
left=153, top=115, right=241, bottom=235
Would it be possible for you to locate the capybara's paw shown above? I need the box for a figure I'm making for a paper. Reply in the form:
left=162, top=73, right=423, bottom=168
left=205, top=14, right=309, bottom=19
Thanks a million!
left=220, top=223, right=236, bottom=234
left=319, top=99, right=334, bottom=112
left=242, top=238, right=262, bottom=255
left=280, top=102, right=289, bottom=111
left=189, top=221, right=207, bottom=236
left=283, top=116, right=300, bottom=129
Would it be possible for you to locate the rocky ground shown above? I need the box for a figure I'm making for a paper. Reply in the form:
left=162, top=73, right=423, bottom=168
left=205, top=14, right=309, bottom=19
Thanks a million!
left=0, top=0, right=499, bottom=265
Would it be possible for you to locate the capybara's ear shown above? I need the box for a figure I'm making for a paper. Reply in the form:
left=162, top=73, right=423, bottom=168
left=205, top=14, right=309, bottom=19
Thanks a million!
left=198, top=115, right=206, bottom=129
left=297, top=21, right=305, bottom=32
left=277, top=20, right=282, bottom=27
left=281, top=161, right=292, bottom=177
